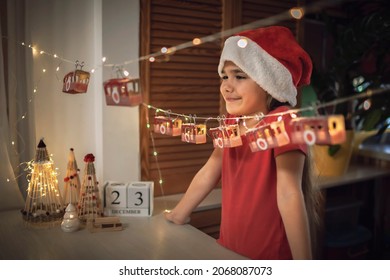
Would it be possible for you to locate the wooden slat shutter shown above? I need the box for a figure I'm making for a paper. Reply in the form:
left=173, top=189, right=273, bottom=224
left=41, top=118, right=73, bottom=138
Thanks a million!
left=241, top=0, right=298, bottom=31
left=140, top=0, right=301, bottom=197
left=140, top=0, right=222, bottom=196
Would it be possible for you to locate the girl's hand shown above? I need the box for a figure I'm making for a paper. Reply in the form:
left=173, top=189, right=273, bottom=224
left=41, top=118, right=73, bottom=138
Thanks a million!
left=164, top=210, right=190, bottom=225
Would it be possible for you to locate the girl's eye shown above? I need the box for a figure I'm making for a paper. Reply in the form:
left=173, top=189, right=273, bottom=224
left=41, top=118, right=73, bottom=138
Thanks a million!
left=221, top=75, right=228, bottom=80
left=236, top=75, right=246, bottom=80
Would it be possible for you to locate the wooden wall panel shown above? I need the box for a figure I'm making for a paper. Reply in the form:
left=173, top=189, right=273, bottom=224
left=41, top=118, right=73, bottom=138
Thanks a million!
left=140, top=0, right=300, bottom=196
left=140, top=0, right=222, bottom=196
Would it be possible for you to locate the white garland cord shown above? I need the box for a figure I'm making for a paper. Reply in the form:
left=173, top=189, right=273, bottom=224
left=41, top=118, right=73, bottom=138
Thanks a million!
left=145, top=86, right=390, bottom=124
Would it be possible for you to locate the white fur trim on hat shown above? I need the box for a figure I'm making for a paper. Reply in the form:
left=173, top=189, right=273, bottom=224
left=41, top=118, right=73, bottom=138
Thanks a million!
left=218, top=36, right=297, bottom=107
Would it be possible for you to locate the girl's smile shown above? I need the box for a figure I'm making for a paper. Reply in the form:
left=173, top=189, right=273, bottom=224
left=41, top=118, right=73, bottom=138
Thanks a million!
left=220, top=61, right=268, bottom=117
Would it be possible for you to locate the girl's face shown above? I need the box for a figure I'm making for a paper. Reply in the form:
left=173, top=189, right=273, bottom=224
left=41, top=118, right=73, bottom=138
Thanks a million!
left=220, top=61, right=268, bottom=116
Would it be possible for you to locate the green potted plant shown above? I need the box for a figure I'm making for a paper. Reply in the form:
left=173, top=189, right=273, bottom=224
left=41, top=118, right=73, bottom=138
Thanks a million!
left=305, top=0, right=390, bottom=175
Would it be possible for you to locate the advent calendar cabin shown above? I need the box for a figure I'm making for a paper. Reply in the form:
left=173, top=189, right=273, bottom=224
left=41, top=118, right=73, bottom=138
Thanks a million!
left=104, top=78, right=142, bottom=106
left=153, top=116, right=182, bottom=136
left=290, top=115, right=346, bottom=145
left=209, top=124, right=242, bottom=148
left=246, top=120, right=290, bottom=152
left=62, top=69, right=90, bottom=94
left=181, top=123, right=207, bottom=144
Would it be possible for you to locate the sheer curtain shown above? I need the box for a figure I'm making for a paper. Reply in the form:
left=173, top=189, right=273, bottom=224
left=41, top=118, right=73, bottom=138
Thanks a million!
left=0, top=0, right=35, bottom=211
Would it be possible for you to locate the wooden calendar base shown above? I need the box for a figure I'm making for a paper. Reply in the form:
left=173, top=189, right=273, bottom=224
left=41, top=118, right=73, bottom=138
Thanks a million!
left=87, top=217, right=123, bottom=233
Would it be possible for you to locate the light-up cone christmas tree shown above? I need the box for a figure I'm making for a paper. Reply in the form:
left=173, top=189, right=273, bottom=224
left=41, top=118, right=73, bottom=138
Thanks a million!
left=77, top=153, right=102, bottom=223
left=21, top=139, right=64, bottom=226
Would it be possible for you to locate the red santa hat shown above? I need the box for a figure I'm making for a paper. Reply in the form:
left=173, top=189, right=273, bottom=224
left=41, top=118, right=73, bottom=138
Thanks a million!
left=218, top=26, right=312, bottom=107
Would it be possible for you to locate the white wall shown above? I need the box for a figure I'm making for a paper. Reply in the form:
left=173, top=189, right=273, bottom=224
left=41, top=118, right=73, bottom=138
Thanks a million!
left=102, top=0, right=140, bottom=183
left=28, top=0, right=140, bottom=194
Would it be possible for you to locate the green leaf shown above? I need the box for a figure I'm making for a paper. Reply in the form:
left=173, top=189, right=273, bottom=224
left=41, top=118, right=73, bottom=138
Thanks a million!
left=328, top=145, right=341, bottom=156
left=362, top=109, right=382, bottom=131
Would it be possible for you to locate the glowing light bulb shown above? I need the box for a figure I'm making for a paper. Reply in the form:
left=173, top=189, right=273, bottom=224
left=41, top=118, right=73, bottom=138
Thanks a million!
left=290, top=8, right=304, bottom=19
left=363, top=99, right=371, bottom=110
left=237, top=38, right=248, bottom=48
left=149, top=57, right=156, bottom=62
left=192, top=38, right=202, bottom=45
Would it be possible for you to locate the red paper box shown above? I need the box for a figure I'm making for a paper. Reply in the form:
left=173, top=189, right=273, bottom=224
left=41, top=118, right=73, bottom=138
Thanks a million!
left=62, top=70, right=90, bottom=94
left=104, top=78, right=142, bottom=107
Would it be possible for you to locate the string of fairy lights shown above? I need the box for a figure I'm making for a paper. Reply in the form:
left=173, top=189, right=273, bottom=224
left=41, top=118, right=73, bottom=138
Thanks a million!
left=3, top=0, right=385, bottom=193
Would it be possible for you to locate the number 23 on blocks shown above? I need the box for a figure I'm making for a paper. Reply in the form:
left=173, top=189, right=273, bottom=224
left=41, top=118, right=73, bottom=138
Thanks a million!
left=103, top=181, right=154, bottom=217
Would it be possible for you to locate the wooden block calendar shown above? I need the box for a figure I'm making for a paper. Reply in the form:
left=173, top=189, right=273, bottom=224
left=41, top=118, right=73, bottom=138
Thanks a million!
left=103, top=181, right=154, bottom=217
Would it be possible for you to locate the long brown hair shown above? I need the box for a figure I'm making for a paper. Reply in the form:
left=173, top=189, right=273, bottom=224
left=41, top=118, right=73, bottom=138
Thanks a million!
left=268, top=97, right=323, bottom=259
left=302, top=149, right=323, bottom=259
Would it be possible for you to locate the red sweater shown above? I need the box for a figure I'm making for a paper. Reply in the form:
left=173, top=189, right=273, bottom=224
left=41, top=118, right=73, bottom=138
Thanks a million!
left=217, top=106, right=307, bottom=259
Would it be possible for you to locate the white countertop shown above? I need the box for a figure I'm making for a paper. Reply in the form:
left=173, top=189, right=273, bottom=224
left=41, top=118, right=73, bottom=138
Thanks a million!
left=0, top=196, right=245, bottom=260
left=2, top=164, right=387, bottom=260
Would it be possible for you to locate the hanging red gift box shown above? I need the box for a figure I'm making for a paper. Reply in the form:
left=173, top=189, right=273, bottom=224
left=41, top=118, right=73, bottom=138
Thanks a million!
left=245, top=120, right=290, bottom=152
left=62, top=69, right=90, bottom=94
left=209, top=124, right=242, bottom=148
left=153, top=116, right=182, bottom=136
left=104, top=78, right=142, bottom=107
left=181, top=123, right=207, bottom=144
left=289, top=115, right=346, bottom=145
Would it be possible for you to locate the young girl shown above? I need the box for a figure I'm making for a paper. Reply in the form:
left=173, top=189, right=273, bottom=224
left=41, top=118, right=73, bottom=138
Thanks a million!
left=164, top=26, right=321, bottom=260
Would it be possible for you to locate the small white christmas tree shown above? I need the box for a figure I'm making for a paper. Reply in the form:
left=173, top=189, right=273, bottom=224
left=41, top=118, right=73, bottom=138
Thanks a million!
left=63, top=148, right=81, bottom=206
left=21, top=139, right=64, bottom=226
left=77, top=153, right=102, bottom=223
left=61, top=203, right=80, bottom=232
